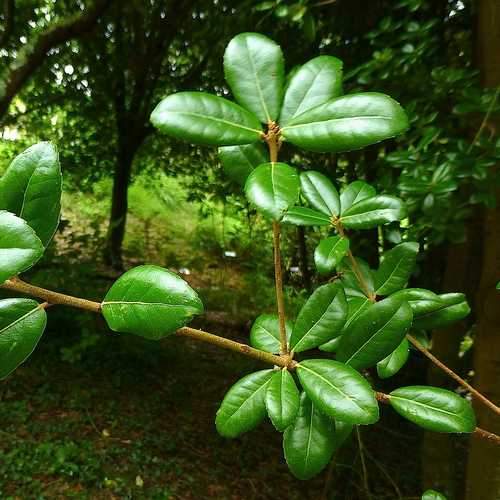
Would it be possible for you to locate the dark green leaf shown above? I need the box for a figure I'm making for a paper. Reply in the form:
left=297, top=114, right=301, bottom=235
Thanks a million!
left=266, top=368, right=300, bottom=431
left=282, top=206, right=331, bottom=226
left=389, top=386, right=476, bottom=433
left=283, top=393, right=336, bottom=480
left=390, top=288, right=443, bottom=319
left=331, top=419, right=353, bottom=451
left=282, top=93, right=408, bottom=152
left=411, top=293, right=470, bottom=330
left=0, top=299, right=46, bottom=379
left=340, top=181, right=376, bottom=214
left=249, top=314, right=292, bottom=354
left=374, top=242, right=419, bottom=296
left=280, top=56, right=343, bottom=126
left=341, top=195, right=407, bottom=229
left=338, top=257, right=375, bottom=298
left=300, top=170, right=340, bottom=216
left=376, top=338, right=410, bottom=379
left=244, top=163, right=300, bottom=220
left=102, top=265, right=203, bottom=340
left=216, top=369, right=273, bottom=438
left=0, top=211, right=44, bottom=284
left=314, top=236, right=349, bottom=275
left=297, top=359, right=379, bottom=424
left=218, top=143, right=268, bottom=185
left=150, top=92, right=262, bottom=146
left=0, top=143, right=62, bottom=247
left=290, top=283, right=347, bottom=352
left=422, top=489, right=447, bottom=500
left=337, top=296, right=413, bottom=370
left=224, top=32, right=284, bottom=123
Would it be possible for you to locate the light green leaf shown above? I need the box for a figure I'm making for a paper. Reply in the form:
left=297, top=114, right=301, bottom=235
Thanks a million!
left=216, top=369, right=274, bottom=438
left=297, top=359, right=379, bottom=424
left=0, top=143, right=62, bottom=246
left=300, top=170, right=340, bottom=216
left=0, top=211, right=44, bottom=284
left=314, top=236, right=349, bottom=275
left=282, top=92, right=408, bottom=152
left=244, top=163, right=300, bottom=220
left=422, top=489, right=448, bottom=500
left=337, top=296, right=413, bottom=370
left=376, top=338, right=410, bottom=379
left=266, top=368, right=300, bottom=431
left=150, top=92, right=262, bottom=146
left=374, top=242, right=419, bottom=296
left=0, top=298, right=47, bottom=379
left=318, top=335, right=342, bottom=353
left=341, top=195, right=407, bottom=229
left=102, top=265, right=203, bottom=340
left=280, top=56, right=343, bottom=126
left=249, top=314, right=292, bottom=354
left=290, top=283, right=347, bottom=353
left=283, top=393, right=336, bottom=480
left=218, top=143, right=268, bottom=185
left=224, top=32, right=284, bottom=123
left=340, top=181, right=376, bottom=214
left=282, top=206, right=331, bottom=226
left=389, top=386, right=476, bottom=433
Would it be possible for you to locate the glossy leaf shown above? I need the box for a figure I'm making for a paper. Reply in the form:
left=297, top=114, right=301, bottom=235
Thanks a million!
left=249, top=314, right=292, bottom=354
left=244, top=163, right=300, bottom=220
left=218, top=143, right=268, bottom=185
left=374, top=242, right=419, bottom=296
left=300, top=170, right=340, bottom=216
left=337, top=296, right=413, bottom=370
left=340, top=181, right=376, bottom=214
left=216, top=369, right=274, bottom=438
left=290, top=283, right=347, bottom=352
left=422, top=489, right=447, bottom=500
left=280, top=56, right=343, bottom=126
left=0, top=211, right=44, bottom=284
left=150, top=92, right=262, bottom=146
left=338, top=257, right=375, bottom=298
left=376, top=338, right=410, bottom=379
left=283, top=393, right=336, bottom=480
left=314, top=236, right=349, bottom=275
left=331, top=419, right=353, bottom=451
left=412, top=293, right=470, bottom=330
left=282, top=206, right=331, bottom=226
left=0, top=143, right=62, bottom=246
left=266, top=368, right=300, bottom=431
left=297, top=359, right=379, bottom=424
left=102, top=265, right=203, bottom=340
left=224, top=32, right=284, bottom=123
left=341, top=195, right=407, bottom=230
left=318, top=335, right=342, bottom=353
left=281, top=93, right=408, bottom=152
left=390, top=288, right=443, bottom=320
left=389, top=386, right=476, bottom=433
left=0, top=298, right=46, bottom=379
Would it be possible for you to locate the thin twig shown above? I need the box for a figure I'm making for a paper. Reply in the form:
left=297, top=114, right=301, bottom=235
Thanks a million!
left=356, top=427, right=372, bottom=499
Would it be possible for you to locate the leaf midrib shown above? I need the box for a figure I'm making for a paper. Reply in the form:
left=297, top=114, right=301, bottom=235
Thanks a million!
left=283, top=115, right=395, bottom=131
left=166, top=110, right=261, bottom=134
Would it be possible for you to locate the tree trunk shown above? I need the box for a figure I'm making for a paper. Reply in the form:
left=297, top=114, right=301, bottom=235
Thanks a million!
left=465, top=1, right=500, bottom=498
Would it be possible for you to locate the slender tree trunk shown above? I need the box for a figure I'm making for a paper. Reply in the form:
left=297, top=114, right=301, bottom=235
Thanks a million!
left=465, top=1, right=500, bottom=498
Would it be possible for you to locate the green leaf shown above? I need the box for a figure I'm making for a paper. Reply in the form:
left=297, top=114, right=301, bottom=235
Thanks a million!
left=341, top=195, right=407, bottom=230
left=150, top=92, right=262, bottom=146
left=300, top=171, right=340, bottom=216
left=249, top=314, right=292, bottom=354
left=340, top=181, right=376, bottom=214
left=224, top=32, right=284, bottom=123
left=244, top=163, right=300, bottom=220
left=422, top=489, right=448, bottom=500
left=290, top=283, right=347, bottom=353
left=374, top=242, right=419, bottom=296
left=411, top=293, right=470, bottom=330
left=102, top=265, right=203, bottom=340
left=331, top=419, right=353, bottom=451
left=337, top=296, right=413, bottom=370
left=266, top=368, right=300, bottom=431
left=281, top=93, right=408, bottom=152
left=338, top=257, right=375, bottom=298
left=297, top=359, right=379, bottom=424
left=283, top=393, right=336, bottom=480
left=0, top=211, right=44, bottom=284
left=376, top=338, right=410, bottom=379
left=314, top=236, right=349, bottom=275
left=0, top=299, right=47, bottom=379
left=389, top=386, right=476, bottom=433
left=218, top=143, right=268, bottom=185
left=390, top=288, right=443, bottom=319
left=318, top=335, right=342, bottom=353
left=282, top=206, right=331, bottom=226
left=216, top=369, right=273, bottom=438
left=0, top=143, right=62, bottom=247
left=280, top=56, right=343, bottom=126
